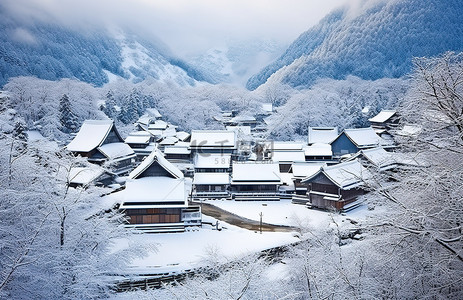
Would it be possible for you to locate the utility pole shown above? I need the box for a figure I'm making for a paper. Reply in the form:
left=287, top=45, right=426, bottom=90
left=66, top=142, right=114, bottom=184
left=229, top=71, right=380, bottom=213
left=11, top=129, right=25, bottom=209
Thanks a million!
left=259, top=212, right=263, bottom=234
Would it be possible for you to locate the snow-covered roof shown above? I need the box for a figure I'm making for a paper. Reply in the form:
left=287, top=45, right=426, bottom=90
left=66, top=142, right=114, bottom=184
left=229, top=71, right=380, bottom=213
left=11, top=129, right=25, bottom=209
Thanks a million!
left=194, top=153, right=231, bottom=169
left=193, top=173, right=230, bottom=185
left=304, top=143, right=332, bottom=156
left=396, top=124, right=422, bottom=137
left=230, top=115, right=256, bottom=123
left=226, top=126, right=252, bottom=136
left=271, top=151, right=305, bottom=163
left=190, top=130, right=236, bottom=148
left=149, top=120, right=168, bottom=130
left=270, top=141, right=304, bottom=151
left=129, top=149, right=184, bottom=179
left=163, top=146, right=191, bottom=155
left=136, top=115, right=153, bottom=126
left=67, top=120, right=116, bottom=152
left=176, top=131, right=191, bottom=141
left=359, top=147, right=396, bottom=170
left=145, top=108, right=162, bottom=119
left=159, top=136, right=179, bottom=146
left=303, top=159, right=369, bottom=190
left=231, top=162, right=282, bottom=184
left=308, top=127, right=338, bottom=144
left=162, top=126, right=177, bottom=138
left=98, top=143, right=135, bottom=160
left=119, top=177, right=186, bottom=208
left=69, top=166, right=105, bottom=186
left=25, top=130, right=45, bottom=142
left=291, top=162, right=325, bottom=178
left=147, top=129, right=164, bottom=137
left=369, top=110, right=397, bottom=123
left=125, top=132, right=151, bottom=144
left=342, top=127, right=382, bottom=148
left=262, top=103, right=273, bottom=113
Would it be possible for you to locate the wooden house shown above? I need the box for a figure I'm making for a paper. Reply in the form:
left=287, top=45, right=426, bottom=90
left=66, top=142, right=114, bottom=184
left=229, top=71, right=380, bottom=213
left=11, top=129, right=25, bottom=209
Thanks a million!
left=301, top=159, right=369, bottom=211
left=125, top=131, right=155, bottom=160
left=68, top=165, right=113, bottom=188
left=118, top=150, right=201, bottom=232
left=368, top=110, right=399, bottom=133
left=163, top=142, right=191, bottom=161
left=192, top=173, right=230, bottom=200
left=290, top=162, right=325, bottom=197
left=190, top=130, right=237, bottom=155
left=230, top=162, right=282, bottom=201
left=304, top=143, right=333, bottom=161
left=194, top=153, right=231, bottom=173
left=351, top=147, right=397, bottom=171
left=330, top=127, right=384, bottom=158
left=271, top=150, right=306, bottom=173
left=66, top=120, right=136, bottom=175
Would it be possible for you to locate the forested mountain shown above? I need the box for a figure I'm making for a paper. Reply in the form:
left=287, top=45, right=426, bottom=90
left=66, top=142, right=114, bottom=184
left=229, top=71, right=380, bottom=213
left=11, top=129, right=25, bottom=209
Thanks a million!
left=0, top=10, right=212, bottom=87
left=247, top=0, right=463, bottom=90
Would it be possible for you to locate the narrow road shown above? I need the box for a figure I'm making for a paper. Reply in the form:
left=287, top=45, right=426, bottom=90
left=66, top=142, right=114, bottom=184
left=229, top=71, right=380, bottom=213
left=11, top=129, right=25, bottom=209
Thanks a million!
left=197, top=202, right=297, bottom=232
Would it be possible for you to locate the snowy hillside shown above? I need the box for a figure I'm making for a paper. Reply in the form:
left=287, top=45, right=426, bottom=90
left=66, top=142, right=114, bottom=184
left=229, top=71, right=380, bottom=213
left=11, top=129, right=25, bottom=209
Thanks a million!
left=189, top=39, right=286, bottom=86
left=0, top=12, right=212, bottom=87
left=247, top=0, right=463, bottom=90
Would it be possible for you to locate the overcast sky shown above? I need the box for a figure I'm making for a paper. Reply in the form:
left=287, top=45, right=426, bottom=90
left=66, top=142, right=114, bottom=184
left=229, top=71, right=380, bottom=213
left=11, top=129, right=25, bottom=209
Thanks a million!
left=3, top=0, right=350, bottom=56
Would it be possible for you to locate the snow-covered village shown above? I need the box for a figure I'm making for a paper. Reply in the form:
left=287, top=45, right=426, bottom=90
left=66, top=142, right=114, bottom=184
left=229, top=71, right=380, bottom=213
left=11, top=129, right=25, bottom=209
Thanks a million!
left=1, top=0, right=463, bottom=299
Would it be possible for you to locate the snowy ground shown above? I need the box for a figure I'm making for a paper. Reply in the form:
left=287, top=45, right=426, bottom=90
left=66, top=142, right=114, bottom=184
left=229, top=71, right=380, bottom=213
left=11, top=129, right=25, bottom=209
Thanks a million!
left=199, top=198, right=375, bottom=228
left=112, top=215, right=299, bottom=275
left=111, top=200, right=378, bottom=276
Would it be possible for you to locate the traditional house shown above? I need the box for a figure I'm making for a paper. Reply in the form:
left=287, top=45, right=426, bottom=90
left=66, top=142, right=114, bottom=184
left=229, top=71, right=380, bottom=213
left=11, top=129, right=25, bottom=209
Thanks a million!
left=304, top=143, right=333, bottom=161
left=271, top=150, right=306, bottom=172
left=308, top=127, right=338, bottom=145
left=176, top=131, right=191, bottom=142
left=68, top=165, right=113, bottom=188
left=66, top=120, right=136, bottom=175
left=352, top=147, right=397, bottom=171
left=224, top=115, right=257, bottom=128
left=135, top=108, right=162, bottom=131
left=194, top=153, right=231, bottom=173
left=192, top=173, right=231, bottom=200
left=368, top=110, right=399, bottom=134
left=190, top=130, right=237, bottom=155
left=290, top=162, right=325, bottom=197
left=117, top=150, right=201, bottom=232
left=163, top=142, right=191, bottom=161
left=125, top=131, right=155, bottom=160
left=301, top=159, right=369, bottom=211
left=230, top=162, right=282, bottom=201
left=330, top=127, right=384, bottom=158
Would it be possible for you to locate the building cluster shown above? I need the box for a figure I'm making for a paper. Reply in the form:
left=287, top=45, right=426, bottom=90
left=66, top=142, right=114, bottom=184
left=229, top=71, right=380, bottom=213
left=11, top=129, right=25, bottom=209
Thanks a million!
left=66, top=107, right=414, bottom=232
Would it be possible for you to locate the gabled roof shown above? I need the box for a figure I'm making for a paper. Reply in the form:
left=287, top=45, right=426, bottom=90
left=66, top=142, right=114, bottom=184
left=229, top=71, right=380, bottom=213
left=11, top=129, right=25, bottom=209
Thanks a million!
left=290, top=162, right=325, bottom=178
left=159, top=136, right=179, bottom=146
left=190, top=130, right=236, bottom=148
left=308, top=127, right=338, bottom=144
left=136, top=115, right=153, bottom=126
left=148, top=120, right=168, bottom=130
left=98, top=143, right=135, bottom=160
left=145, top=108, right=162, bottom=119
left=69, top=165, right=106, bottom=186
left=67, top=120, right=120, bottom=152
left=231, top=162, right=282, bottom=184
left=194, top=153, right=231, bottom=169
left=129, top=149, right=184, bottom=179
left=336, top=127, right=382, bottom=148
left=302, top=159, right=369, bottom=190
left=369, top=110, right=397, bottom=123
left=193, top=173, right=230, bottom=185
left=271, top=151, right=305, bottom=163
left=358, top=147, right=397, bottom=170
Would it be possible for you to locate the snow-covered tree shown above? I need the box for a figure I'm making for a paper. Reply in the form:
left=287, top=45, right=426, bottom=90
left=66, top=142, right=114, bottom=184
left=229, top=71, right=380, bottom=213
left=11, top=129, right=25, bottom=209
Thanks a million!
left=59, top=94, right=79, bottom=133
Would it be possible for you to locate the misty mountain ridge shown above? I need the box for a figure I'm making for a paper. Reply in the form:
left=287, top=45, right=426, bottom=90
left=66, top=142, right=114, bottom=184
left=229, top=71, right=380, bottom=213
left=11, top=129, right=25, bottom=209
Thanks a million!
left=247, top=0, right=463, bottom=90
left=0, top=13, right=213, bottom=87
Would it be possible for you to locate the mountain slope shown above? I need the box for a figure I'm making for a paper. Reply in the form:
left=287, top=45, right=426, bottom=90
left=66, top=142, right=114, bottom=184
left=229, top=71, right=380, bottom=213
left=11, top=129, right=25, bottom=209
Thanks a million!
left=247, top=0, right=463, bottom=90
left=0, top=12, right=212, bottom=87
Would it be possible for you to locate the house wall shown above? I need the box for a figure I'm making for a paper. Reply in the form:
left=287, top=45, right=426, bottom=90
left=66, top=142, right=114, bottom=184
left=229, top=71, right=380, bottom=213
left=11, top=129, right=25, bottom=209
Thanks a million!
left=125, top=208, right=182, bottom=224
left=195, top=184, right=228, bottom=192
left=232, top=184, right=278, bottom=193
left=331, top=133, right=358, bottom=156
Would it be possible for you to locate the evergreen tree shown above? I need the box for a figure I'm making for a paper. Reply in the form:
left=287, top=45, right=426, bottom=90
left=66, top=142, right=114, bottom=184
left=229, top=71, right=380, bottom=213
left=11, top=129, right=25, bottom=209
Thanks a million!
left=59, top=94, right=78, bottom=133
left=103, top=90, right=117, bottom=120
